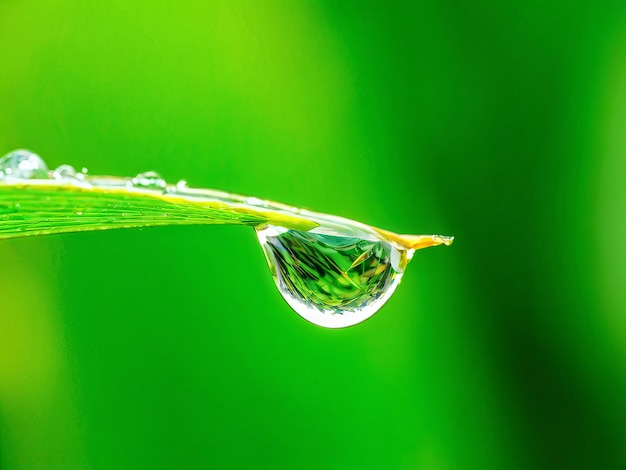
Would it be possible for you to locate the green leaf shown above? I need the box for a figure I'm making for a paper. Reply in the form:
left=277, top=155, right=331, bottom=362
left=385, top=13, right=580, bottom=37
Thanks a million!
left=0, top=182, right=319, bottom=240
left=0, top=179, right=453, bottom=253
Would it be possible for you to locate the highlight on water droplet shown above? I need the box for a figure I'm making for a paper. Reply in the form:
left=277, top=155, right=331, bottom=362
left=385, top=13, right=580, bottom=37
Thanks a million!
left=130, top=171, right=167, bottom=190
left=0, top=149, right=49, bottom=180
left=256, top=224, right=418, bottom=328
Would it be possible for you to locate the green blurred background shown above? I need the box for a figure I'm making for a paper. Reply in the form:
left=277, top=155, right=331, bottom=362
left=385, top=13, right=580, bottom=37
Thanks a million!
left=1, top=1, right=625, bottom=468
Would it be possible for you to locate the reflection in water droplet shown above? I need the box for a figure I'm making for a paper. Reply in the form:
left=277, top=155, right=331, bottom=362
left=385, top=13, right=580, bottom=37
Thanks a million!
left=256, top=224, right=413, bottom=328
left=0, top=149, right=49, bottom=180
left=131, top=171, right=167, bottom=190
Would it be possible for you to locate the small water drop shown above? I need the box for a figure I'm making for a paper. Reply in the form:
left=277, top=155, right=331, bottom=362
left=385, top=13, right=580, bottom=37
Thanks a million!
left=77, top=167, right=89, bottom=181
left=131, top=171, right=167, bottom=190
left=176, top=179, right=188, bottom=190
left=256, top=224, right=412, bottom=328
left=53, top=164, right=78, bottom=180
left=245, top=196, right=266, bottom=207
left=0, top=149, right=49, bottom=180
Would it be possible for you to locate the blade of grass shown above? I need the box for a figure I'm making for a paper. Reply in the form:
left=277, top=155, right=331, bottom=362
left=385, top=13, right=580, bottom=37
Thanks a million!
left=0, top=182, right=319, bottom=240
left=0, top=180, right=453, bottom=251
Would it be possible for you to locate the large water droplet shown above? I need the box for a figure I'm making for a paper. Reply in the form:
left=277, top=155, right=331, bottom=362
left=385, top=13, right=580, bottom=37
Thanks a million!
left=0, top=149, right=49, bottom=180
left=131, top=171, right=167, bottom=190
left=256, top=224, right=413, bottom=328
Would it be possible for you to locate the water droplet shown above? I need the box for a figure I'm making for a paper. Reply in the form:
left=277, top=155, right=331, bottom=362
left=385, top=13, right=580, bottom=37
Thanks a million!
left=0, top=149, right=49, bottom=180
left=53, top=164, right=77, bottom=180
left=176, top=179, right=188, bottom=190
left=256, top=224, right=413, bottom=328
left=245, top=196, right=265, bottom=206
left=131, top=171, right=167, bottom=190
left=77, top=167, right=89, bottom=181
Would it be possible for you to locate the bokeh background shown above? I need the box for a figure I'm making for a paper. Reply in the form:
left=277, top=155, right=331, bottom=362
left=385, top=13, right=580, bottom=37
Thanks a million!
left=1, top=1, right=625, bottom=469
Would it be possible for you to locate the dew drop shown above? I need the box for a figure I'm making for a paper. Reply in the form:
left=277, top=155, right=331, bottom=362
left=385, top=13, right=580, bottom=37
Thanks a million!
left=0, top=149, right=49, bottom=180
left=131, top=171, right=167, bottom=190
left=163, top=179, right=187, bottom=195
left=78, top=167, right=89, bottom=181
left=53, top=164, right=78, bottom=180
left=245, top=196, right=265, bottom=207
left=256, top=224, right=413, bottom=328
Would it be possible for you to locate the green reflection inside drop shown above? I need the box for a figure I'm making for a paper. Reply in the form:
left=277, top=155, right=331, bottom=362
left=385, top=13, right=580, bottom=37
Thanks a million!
left=256, top=224, right=413, bottom=328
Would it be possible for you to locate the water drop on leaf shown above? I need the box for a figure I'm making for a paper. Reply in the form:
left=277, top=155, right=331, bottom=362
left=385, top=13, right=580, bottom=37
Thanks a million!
left=0, top=149, right=49, bottom=180
left=53, top=164, right=78, bottom=181
left=256, top=224, right=413, bottom=328
left=131, top=171, right=167, bottom=190
left=0, top=148, right=454, bottom=328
